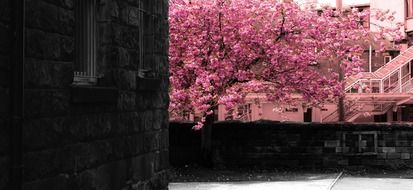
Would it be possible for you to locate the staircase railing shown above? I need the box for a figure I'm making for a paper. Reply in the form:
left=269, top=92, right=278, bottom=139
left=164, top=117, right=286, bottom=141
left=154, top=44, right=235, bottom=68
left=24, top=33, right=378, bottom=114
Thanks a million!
left=371, top=103, right=393, bottom=113
left=345, top=46, right=413, bottom=93
left=390, top=76, right=413, bottom=93
left=325, top=47, right=413, bottom=122
left=322, top=100, right=358, bottom=122
left=402, top=77, right=413, bottom=92
left=322, top=109, right=338, bottom=122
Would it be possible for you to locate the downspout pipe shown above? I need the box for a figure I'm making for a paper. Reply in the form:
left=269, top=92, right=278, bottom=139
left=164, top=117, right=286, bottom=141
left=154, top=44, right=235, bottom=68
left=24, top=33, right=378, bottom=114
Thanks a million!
left=369, top=45, right=372, bottom=72
left=9, top=0, right=25, bottom=189
left=336, top=0, right=345, bottom=121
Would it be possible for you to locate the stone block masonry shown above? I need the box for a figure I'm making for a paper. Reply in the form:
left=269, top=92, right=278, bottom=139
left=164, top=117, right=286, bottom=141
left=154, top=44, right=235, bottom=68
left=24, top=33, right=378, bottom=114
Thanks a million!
left=0, top=5, right=10, bottom=190
left=1, top=0, right=169, bottom=189
left=210, top=122, right=413, bottom=169
left=171, top=122, right=413, bottom=170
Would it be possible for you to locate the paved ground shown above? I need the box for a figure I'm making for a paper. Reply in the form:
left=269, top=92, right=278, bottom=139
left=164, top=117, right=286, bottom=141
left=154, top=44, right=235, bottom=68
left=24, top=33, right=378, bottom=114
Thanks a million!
left=169, top=167, right=413, bottom=190
left=170, top=177, right=413, bottom=190
left=333, top=176, right=413, bottom=190
left=170, top=179, right=333, bottom=190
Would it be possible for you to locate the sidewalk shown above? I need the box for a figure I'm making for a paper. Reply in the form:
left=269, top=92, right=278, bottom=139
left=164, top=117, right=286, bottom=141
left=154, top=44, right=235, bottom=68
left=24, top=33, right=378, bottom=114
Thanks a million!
left=332, top=176, right=413, bottom=190
left=169, top=166, right=413, bottom=190
left=170, top=180, right=333, bottom=190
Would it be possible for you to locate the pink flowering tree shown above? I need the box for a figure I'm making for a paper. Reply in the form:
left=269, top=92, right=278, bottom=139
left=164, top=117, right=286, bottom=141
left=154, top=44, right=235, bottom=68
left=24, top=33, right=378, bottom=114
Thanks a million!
left=169, top=0, right=401, bottom=128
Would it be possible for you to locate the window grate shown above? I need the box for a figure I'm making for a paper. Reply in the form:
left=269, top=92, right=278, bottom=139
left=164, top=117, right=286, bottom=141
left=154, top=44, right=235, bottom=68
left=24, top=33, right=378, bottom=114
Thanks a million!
left=74, top=0, right=97, bottom=85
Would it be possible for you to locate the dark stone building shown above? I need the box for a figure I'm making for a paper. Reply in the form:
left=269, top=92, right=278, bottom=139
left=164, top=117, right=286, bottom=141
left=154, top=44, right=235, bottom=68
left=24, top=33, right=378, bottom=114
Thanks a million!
left=1, top=0, right=169, bottom=189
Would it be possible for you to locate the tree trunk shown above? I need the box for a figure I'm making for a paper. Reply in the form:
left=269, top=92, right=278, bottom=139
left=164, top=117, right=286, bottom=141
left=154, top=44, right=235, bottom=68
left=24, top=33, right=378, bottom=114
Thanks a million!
left=338, top=65, right=345, bottom=122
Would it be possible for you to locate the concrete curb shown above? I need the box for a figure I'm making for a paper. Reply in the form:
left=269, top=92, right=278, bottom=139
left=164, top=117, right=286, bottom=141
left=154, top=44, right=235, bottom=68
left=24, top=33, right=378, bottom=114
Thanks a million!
left=327, top=171, right=344, bottom=190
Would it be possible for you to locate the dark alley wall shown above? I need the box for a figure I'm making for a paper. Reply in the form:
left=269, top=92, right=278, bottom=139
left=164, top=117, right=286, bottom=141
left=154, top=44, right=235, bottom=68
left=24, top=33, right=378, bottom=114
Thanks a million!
left=0, top=1, right=10, bottom=189
left=169, top=122, right=201, bottom=166
left=1, top=0, right=169, bottom=189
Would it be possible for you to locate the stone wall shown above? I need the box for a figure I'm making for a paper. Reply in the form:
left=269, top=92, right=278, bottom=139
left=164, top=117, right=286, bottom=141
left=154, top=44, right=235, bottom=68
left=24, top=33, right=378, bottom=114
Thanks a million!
left=0, top=1, right=10, bottom=189
left=212, top=122, right=413, bottom=169
left=1, top=0, right=169, bottom=189
left=169, top=122, right=201, bottom=166
left=171, top=122, right=413, bottom=170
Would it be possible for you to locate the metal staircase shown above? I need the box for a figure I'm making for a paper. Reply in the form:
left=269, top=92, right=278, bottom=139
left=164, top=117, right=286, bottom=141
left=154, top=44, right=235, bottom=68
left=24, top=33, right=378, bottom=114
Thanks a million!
left=346, top=46, right=413, bottom=93
left=323, top=46, right=413, bottom=122
left=323, top=101, right=359, bottom=122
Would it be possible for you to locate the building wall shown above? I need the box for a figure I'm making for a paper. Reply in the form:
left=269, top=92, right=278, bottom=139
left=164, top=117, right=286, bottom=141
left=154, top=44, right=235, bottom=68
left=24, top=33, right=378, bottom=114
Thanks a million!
left=261, top=103, right=304, bottom=122
left=1, top=0, right=169, bottom=189
left=0, top=0, right=10, bottom=189
left=313, top=104, right=337, bottom=122
left=217, top=100, right=412, bottom=123
left=210, top=122, right=413, bottom=169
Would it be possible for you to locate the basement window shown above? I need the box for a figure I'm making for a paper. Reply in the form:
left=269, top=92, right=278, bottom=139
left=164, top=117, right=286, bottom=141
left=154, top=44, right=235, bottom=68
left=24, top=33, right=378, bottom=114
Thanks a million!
left=73, top=0, right=97, bottom=85
left=343, top=132, right=377, bottom=155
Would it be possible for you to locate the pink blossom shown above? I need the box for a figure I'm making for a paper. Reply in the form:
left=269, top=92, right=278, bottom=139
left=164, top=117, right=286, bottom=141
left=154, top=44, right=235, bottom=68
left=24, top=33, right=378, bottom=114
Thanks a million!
left=169, top=0, right=400, bottom=127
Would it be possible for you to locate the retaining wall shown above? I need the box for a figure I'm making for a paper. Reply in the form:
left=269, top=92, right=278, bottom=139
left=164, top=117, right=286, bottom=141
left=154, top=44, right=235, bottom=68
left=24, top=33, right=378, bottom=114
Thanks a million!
left=171, top=121, right=413, bottom=169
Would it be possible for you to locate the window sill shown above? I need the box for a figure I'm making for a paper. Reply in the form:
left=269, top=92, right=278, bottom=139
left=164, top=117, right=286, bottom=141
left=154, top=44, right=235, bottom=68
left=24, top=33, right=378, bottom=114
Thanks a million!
left=71, top=85, right=118, bottom=104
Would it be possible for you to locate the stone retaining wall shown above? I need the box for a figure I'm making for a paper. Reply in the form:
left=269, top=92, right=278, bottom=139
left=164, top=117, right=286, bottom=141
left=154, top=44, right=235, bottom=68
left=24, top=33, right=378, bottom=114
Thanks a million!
left=171, top=121, right=413, bottom=169
left=212, top=122, right=413, bottom=169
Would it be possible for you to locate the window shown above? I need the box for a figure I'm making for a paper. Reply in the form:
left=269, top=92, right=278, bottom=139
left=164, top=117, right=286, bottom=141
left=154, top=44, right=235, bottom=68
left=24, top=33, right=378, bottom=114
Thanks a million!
left=237, top=104, right=252, bottom=121
left=321, top=108, right=328, bottom=111
left=407, top=0, right=413, bottom=18
left=371, top=81, right=380, bottom=93
left=224, top=104, right=252, bottom=121
left=74, top=0, right=97, bottom=85
left=285, top=107, right=298, bottom=112
left=343, top=132, right=377, bottom=155
left=384, top=56, right=392, bottom=64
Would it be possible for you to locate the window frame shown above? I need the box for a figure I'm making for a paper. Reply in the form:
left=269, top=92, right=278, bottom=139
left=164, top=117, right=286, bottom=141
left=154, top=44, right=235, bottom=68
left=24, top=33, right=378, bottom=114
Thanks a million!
left=384, top=56, right=392, bottom=64
left=342, top=131, right=378, bottom=155
left=407, top=0, right=413, bottom=18
left=73, top=0, right=98, bottom=86
left=285, top=107, right=299, bottom=112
